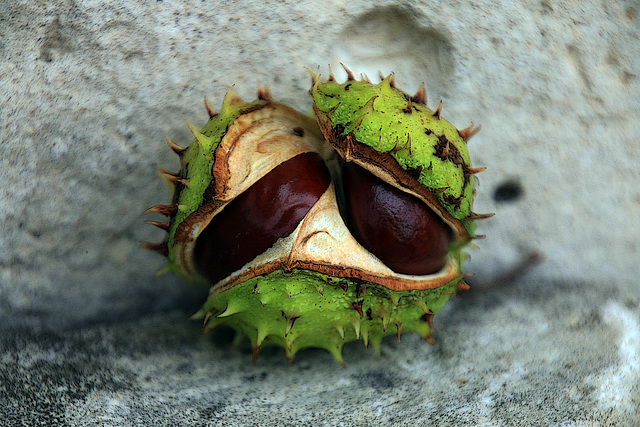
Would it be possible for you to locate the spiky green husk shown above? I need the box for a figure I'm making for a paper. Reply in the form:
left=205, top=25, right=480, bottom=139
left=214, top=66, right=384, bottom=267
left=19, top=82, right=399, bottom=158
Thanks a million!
left=196, top=269, right=460, bottom=364
left=164, top=92, right=269, bottom=282
left=311, top=77, right=477, bottom=236
left=144, top=78, right=484, bottom=365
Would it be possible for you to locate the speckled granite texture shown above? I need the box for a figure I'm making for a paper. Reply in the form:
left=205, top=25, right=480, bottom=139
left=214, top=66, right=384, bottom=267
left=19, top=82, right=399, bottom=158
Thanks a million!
left=1, top=0, right=639, bottom=425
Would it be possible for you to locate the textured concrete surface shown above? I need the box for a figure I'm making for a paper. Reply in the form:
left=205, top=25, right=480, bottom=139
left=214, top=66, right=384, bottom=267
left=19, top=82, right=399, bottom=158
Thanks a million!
left=1, top=0, right=639, bottom=425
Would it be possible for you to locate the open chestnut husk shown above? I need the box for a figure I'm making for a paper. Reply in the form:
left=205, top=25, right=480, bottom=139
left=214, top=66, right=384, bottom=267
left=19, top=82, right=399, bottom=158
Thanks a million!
left=143, top=70, right=490, bottom=364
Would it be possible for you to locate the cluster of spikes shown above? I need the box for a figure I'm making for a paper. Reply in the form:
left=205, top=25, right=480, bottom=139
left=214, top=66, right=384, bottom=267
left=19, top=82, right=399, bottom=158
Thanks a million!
left=319, top=63, right=483, bottom=143
left=197, top=278, right=473, bottom=367
left=310, top=63, right=493, bottom=228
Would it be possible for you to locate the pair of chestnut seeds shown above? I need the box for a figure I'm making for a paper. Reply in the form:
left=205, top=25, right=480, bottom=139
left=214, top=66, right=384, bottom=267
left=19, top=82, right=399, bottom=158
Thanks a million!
left=144, top=66, right=489, bottom=364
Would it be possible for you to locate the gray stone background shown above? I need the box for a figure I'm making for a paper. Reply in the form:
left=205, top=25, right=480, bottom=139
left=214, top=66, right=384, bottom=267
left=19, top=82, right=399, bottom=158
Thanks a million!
left=1, top=0, right=639, bottom=425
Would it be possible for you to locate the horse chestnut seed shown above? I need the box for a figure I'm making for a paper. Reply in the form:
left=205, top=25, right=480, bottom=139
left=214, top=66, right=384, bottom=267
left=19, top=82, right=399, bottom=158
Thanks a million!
left=194, top=152, right=331, bottom=284
left=341, top=161, right=451, bottom=275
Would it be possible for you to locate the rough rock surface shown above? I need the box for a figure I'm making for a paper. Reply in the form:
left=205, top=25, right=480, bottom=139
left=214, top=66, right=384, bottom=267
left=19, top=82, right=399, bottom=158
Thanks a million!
left=1, top=0, right=639, bottom=425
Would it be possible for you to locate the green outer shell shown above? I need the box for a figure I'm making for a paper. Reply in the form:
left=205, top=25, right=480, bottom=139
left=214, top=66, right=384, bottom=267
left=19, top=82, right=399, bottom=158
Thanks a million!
left=311, top=78, right=476, bottom=236
left=199, top=268, right=460, bottom=364
left=165, top=96, right=269, bottom=281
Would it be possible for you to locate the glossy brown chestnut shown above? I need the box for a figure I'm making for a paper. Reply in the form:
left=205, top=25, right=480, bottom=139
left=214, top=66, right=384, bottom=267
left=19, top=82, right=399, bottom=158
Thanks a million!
left=194, top=152, right=331, bottom=284
left=341, top=162, right=451, bottom=275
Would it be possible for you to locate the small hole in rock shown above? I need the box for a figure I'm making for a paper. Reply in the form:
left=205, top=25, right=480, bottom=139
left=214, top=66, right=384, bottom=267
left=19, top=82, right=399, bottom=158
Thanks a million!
left=493, top=180, right=523, bottom=203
